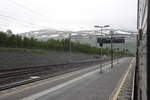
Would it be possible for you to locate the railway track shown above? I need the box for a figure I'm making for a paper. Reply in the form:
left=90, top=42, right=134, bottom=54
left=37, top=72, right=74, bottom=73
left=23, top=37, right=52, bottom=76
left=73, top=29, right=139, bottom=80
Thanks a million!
left=0, top=58, right=109, bottom=91
left=0, top=59, right=102, bottom=78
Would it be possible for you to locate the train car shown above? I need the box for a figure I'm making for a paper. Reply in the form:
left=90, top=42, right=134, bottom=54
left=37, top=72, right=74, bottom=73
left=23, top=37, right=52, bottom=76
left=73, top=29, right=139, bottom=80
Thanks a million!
left=136, top=0, right=149, bottom=99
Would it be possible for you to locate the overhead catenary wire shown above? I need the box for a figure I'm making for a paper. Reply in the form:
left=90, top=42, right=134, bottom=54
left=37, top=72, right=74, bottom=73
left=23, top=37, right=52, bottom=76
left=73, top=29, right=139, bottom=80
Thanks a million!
left=0, top=0, right=54, bottom=32
left=0, top=14, right=49, bottom=29
left=7, top=0, right=44, bottom=17
left=7, top=0, right=53, bottom=23
left=0, top=15, right=43, bottom=29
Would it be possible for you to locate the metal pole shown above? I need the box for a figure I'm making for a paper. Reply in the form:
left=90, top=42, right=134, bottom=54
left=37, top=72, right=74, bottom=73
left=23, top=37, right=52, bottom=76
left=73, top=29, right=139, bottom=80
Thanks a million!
left=111, top=32, right=113, bottom=68
left=95, top=30, right=97, bottom=47
left=89, top=34, right=90, bottom=46
left=100, top=46, right=103, bottom=73
left=117, top=48, right=119, bottom=64
left=69, top=33, right=71, bottom=62
left=107, top=47, right=109, bottom=56
left=94, top=25, right=110, bottom=72
left=100, top=27, right=103, bottom=73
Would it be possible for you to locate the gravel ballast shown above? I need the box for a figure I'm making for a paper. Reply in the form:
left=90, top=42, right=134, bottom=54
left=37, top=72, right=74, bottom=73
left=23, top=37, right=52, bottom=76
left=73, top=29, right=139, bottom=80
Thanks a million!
left=0, top=48, right=99, bottom=70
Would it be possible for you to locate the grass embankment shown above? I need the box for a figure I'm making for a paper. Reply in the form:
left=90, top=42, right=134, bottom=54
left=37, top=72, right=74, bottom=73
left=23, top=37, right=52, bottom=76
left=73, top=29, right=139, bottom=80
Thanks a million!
left=0, top=31, right=133, bottom=56
left=0, top=47, right=47, bottom=54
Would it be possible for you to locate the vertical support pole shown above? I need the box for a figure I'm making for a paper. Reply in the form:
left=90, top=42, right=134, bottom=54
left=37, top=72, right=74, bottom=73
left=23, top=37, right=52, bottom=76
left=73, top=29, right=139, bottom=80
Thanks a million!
left=147, top=0, right=150, bottom=99
left=108, top=47, right=109, bottom=56
left=89, top=34, right=91, bottom=46
left=134, top=34, right=139, bottom=100
left=100, top=46, right=102, bottom=73
left=117, top=48, right=119, bottom=64
left=100, top=27, right=103, bottom=73
left=95, top=30, right=97, bottom=47
left=111, top=31, right=113, bottom=68
left=69, top=33, right=71, bottom=62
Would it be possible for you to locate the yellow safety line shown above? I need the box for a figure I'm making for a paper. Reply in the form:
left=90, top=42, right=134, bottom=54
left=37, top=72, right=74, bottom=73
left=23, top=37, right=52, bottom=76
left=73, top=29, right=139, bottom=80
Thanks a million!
left=0, top=58, right=125, bottom=97
left=108, top=58, right=134, bottom=100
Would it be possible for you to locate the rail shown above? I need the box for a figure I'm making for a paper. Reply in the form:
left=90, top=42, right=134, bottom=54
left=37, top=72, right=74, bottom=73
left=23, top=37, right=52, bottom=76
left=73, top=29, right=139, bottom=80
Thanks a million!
left=0, top=58, right=110, bottom=91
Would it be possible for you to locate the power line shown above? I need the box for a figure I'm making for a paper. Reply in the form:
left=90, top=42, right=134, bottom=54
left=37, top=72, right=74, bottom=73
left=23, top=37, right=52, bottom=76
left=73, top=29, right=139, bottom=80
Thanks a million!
left=0, top=16, right=39, bottom=28
left=0, top=19, right=39, bottom=33
left=0, top=18, right=35, bottom=29
left=7, top=0, right=52, bottom=22
left=0, top=14, right=49, bottom=29
left=8, top=0, right=43, bottom=16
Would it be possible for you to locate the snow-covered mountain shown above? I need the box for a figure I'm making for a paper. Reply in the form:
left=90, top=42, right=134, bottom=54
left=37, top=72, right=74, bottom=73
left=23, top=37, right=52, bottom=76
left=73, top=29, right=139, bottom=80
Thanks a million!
left=20, top=28, right=137, bottom=54
left=20, top=28, right=137, bottom=41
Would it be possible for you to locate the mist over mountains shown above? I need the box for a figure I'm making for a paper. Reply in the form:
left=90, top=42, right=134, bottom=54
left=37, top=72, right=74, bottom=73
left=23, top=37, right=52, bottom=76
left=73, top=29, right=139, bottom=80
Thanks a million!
left=20, top=28, right=137, bottom=54
left=21, top=28, right=136, bottom=40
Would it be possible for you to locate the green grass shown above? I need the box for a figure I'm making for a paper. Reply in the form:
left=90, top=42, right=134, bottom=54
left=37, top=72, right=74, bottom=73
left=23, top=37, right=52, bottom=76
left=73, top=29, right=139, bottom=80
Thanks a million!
left=0, top=47, right=47, bottom=54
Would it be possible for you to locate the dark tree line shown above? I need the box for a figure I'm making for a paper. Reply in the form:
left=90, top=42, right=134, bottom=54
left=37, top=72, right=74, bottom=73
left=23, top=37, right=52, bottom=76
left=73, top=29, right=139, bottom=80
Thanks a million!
left=0, top=31, right=132, bottom=55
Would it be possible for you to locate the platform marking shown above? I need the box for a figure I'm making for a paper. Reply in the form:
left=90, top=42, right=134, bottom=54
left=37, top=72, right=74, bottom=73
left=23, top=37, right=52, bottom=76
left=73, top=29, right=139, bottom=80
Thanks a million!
left=21, top=60, right=122, bottom=100
left=108, top=58, right=135, bottom=100
left=0, top=58, right=125, bottom=98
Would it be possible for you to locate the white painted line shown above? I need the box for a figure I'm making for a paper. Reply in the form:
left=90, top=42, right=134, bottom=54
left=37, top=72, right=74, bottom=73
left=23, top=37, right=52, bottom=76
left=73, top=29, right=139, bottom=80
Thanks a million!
left=30, top=76, right=40, bottom=79
left=0, top=59, right=114, bottom=97
left=109, top=58, right=135, bottom=100
left=131, top=60, right=135, bottom=100
left=21, top=60, right=122, bottom=100
left=22, top=70, right=99, bottom=100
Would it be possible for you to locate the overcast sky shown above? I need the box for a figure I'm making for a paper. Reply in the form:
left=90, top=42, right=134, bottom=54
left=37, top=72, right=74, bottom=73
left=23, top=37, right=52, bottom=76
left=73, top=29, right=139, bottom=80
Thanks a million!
left=0, top=0, right=137, bottom=33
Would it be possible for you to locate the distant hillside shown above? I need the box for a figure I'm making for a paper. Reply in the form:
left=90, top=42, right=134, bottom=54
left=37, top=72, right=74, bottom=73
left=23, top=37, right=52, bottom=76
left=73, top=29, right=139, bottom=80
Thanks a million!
left=20, top=29, right=137, bottom=54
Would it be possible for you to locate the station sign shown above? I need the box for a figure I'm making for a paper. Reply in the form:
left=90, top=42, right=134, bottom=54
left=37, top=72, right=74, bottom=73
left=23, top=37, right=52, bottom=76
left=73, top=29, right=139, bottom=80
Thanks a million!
left=97, top=37, right=125, bottom=44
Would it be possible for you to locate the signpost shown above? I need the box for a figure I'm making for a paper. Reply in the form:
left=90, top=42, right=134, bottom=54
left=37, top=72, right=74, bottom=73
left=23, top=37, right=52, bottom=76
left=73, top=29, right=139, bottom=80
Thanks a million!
left=97, top=37, right=125, bottom=44
left=94, top=25, right=110, bottom=73
left=69, top=33, right=71, bottom=62
left=110, top=31, right=114, bottom=68
left=99, top=38, right=103, bottom=73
